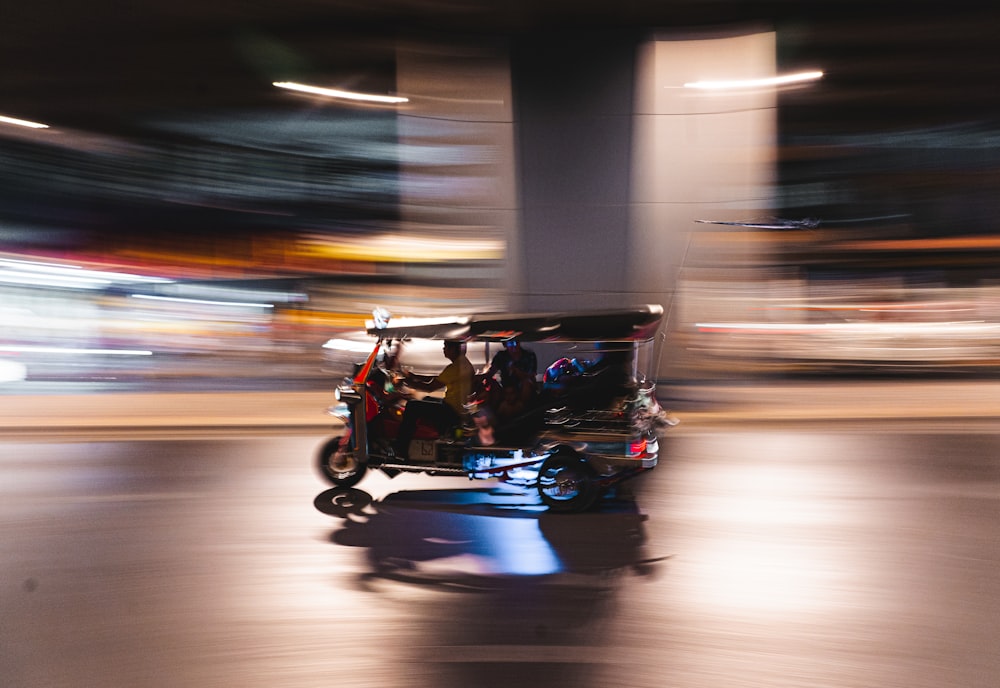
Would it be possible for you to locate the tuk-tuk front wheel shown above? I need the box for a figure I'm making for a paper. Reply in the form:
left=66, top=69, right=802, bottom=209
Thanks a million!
left=537, top=452, right=598, bottom=512
left=317, top=435, right=367, bottom=488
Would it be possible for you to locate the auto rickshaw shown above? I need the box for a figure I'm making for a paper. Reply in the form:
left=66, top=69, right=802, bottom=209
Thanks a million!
left=316, top=305, right=676, bottom=512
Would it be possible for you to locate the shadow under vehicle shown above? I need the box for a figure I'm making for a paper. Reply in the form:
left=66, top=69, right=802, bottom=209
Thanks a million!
left=315, top=306, right=676, bottom=512
left=314, top=485, right=668, bottom=587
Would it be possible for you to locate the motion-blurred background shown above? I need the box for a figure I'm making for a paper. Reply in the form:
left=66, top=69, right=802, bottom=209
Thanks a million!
left=3, top=1, right=1000, bottom=386
left=8, top=8, right=1000, bottom=688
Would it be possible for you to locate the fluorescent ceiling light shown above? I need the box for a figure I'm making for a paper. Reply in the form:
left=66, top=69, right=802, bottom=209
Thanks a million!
left=0, top=114, right=49, bottom=129
left=273, top=81, right=409, bottom=104
left=684, top=70, right=824, bottom=90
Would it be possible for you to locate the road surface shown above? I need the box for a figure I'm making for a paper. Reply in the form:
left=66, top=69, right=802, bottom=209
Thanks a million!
left=3, top=406, right=1000, bottom=687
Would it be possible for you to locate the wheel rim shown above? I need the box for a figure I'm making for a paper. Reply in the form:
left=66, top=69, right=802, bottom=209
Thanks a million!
left=327, top=447, right=359, bottom=480
left=318, top=435, right=366, bottom=488
left=539, top=462, right=586, bottom=502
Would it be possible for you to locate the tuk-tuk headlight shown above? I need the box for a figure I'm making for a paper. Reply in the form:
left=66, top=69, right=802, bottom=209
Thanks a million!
left=335, top=386, right=361, bottom=404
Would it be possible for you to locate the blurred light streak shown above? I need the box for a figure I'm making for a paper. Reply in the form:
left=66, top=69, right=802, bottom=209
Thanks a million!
left=695, top=321, right=1000, bottom=336
left=684, top=70, right=823, bottom=90
left=0, top=271, right=111, bottom=290
left=0, top=257, right=173, bottom=289
left=298, top=232, right=504, bottom=263
left=0, top=345, right=152, bottom=356
left=0, top=114, right=49, bottom=129
left=0, top=359, right=28, bottom=382
left=1, top=257, right=85, bottom=271
left=156, top=284, right=307, bottom=304
left=839, top=236, right=1000, bottom=251
left=273, top=81, right=409, bottom=105
left=129, top=294, right=275, bottom=309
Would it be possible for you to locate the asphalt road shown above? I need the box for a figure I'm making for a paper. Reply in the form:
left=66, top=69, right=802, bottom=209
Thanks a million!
left=4, top=411, right=1000, bottom=687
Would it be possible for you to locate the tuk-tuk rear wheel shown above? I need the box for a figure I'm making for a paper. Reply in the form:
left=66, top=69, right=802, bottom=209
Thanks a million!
left=317, top=435, right=367, bottom=488
left=537, top=452, right=598, bottom=513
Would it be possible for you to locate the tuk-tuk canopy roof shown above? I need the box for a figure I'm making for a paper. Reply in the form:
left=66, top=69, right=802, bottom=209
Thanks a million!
left=365, top=304, right=664, bottom=342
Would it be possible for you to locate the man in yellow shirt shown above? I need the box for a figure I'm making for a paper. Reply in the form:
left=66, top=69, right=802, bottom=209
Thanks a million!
left=395, top=340, right=474, bottom=458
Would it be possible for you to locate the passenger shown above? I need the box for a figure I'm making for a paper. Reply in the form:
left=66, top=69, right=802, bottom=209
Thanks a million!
left=395, top=340, right=474, bottom=458
left=471, top=405, right=497, bottom=446
left=481, top=339, right=538, bottom=413
left=575, top=346, right=632, bottom=408
left=496, top=382, right=527, bottom=419
left=543, top=347, right=631, bottom=409
left=542, top=357, right=586, bottom=396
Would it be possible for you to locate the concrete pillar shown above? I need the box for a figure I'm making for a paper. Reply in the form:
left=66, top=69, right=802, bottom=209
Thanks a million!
left=393, top=28, right=776, bottom=353
left=511, top=32, right=638, bottom=312
left=629, top=29, right=777, bottom=377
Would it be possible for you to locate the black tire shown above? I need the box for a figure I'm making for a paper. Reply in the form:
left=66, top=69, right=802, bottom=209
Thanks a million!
left=316, top=435, right=367, bottom=488
left=537, top=451, right=598, bottom=512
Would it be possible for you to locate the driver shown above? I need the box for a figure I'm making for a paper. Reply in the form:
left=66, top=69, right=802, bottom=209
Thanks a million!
left=394, top=340, right=474, bottom=458
left=481, top=338, right=538, bottom=409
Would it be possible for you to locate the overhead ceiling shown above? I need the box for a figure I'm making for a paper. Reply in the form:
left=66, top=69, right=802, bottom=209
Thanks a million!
left=4, top=1, right=999, bottom=137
